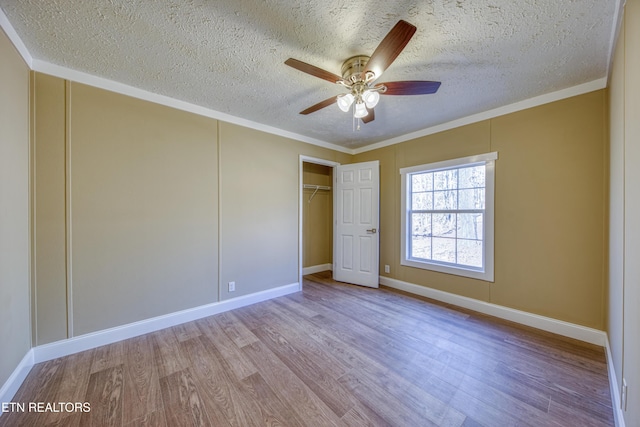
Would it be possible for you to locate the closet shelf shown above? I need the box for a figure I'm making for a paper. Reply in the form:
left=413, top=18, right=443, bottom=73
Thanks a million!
left=303, top=184, right=331, bottom=203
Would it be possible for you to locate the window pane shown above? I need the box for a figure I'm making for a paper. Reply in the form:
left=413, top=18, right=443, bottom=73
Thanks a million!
left=411, top=213, right=431, bottom=236
left=432, top=213, right=455, bottom=237
left=457, top=239, right=483, bottom=268
left=411, top=235, right=431, bottom=260
left=412, top=192, right=433, bottom=210
left=458, top=165, right=485, bottom=189
left=458, top=188, right=485, bottom=209
left=411, top=172, right=433, bottom=192
left=433, top=190, right=457, bottom=210
left=457, top=213, right=483, bottom=240
left=432, top=237, right=456, bottom=263
left=433, top=169, right=457, bottom=190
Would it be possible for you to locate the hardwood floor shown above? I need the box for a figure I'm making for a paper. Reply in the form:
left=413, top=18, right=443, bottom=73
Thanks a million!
left=1, top=272, right=614, bottom=426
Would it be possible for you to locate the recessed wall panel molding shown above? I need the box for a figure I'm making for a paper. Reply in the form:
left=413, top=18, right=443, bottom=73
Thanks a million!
left=68, top=83, right=219, bottom=336
left=32, top=72, right=68, bottom=345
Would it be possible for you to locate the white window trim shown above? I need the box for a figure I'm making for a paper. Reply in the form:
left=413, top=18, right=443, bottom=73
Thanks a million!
left=400, top=152, right=498, bottom=282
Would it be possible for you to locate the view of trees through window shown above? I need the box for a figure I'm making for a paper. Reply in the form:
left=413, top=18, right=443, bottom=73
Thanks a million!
left=409, top=164, right=486, bottom=269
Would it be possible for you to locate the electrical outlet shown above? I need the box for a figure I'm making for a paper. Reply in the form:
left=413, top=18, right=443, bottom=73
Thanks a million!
left=622, top=378, right=628, bottom=411
left=384, top=265, right=390, bottom=273
left=228, top=281, right=236, bottom=292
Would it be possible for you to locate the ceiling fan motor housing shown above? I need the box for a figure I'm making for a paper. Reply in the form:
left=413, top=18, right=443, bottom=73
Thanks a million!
left=341, top=55, right=370, bottom=83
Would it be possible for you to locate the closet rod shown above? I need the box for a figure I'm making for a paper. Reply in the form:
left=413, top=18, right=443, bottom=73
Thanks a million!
left=303, top=184, right=331, bottom=190
left=303, top=184, right=331, bottom=203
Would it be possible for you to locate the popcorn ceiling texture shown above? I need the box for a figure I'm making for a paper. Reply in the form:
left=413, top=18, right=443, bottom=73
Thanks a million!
left=0, top=0, right=616, bottom=148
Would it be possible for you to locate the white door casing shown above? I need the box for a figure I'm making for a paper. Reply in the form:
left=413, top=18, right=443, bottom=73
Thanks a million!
left=334, top=161, right=380, bottom=288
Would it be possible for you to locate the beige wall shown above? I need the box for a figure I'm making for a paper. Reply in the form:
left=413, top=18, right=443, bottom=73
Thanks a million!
left=491, top=92, right=607, bottom=327
left=70, top=83, right=220, bottom=335
left=609, top=2, right=640, bottom=425
left=218, top=123, right=348, bottom=300
left=303, top=163, right=333, bottom=268
left=0, top=29, right=31, bottom=387
left=32, top=78, right=219, bottom=338
left=355, top=91, right=608, bottom=329
left=218, top=123, right=298, bottom=299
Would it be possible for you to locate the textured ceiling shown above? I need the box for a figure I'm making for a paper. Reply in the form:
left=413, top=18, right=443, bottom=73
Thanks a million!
left=0, top=0, right=619, bottom=150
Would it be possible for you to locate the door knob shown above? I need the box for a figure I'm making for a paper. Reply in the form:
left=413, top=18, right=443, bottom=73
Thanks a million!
left=366, top=228, right=377, bottom=234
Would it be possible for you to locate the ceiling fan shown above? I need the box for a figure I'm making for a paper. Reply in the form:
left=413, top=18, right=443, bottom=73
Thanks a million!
left=285, top=20, right=441, bottom=124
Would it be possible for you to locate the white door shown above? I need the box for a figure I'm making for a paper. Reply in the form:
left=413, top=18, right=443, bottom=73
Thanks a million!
left=334, top=161, right=380, bottom=288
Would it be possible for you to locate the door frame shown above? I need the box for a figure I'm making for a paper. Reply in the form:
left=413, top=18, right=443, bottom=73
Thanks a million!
left=299, top=155, right=340, bottom=289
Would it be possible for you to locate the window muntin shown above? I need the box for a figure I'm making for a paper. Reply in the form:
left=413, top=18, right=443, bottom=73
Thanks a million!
left=400, top=153, right=497, bottom=281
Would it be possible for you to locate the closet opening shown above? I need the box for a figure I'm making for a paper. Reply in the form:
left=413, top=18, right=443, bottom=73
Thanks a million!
left=298, top=156, right=339, bottom=288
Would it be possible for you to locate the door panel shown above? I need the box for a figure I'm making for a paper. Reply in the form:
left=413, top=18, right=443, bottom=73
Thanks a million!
left=360, top=188, right=372, bottom=224
left=342, top=189, right=354, bottom=223
left=341, top=235, right=353, bottom=270
left=334, top=161, right=379, bottom=288
left=359, top=236, right=372, bottom=272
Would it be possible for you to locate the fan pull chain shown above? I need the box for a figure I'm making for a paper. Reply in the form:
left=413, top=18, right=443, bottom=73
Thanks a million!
left=352, top=105, right=361, bottom=131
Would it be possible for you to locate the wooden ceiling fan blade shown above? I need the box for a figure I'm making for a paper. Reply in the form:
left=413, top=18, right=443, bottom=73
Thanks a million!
left=362, top=108, right=375, bottom=123
left=285, top=58, right=343, bottom=85
left=300, top=96, right=338, bottom=115
left=380, top=80, right=441, bottom=95
left=363, top=20, right=417, bottom=80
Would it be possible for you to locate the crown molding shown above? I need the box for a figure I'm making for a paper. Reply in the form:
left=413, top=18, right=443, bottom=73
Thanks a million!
left=0, top=6, right=32, bottom=67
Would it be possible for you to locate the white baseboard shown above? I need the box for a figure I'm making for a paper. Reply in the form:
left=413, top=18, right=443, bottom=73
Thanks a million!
left=0, top=349, right=34, bottom=409
left=32, top=282, right=299, bottom=364
left=605, top=337, right=626, bottom=427
left=380, top=276, right=607, bottom=346
left=302, top=264, right=332, bottom=275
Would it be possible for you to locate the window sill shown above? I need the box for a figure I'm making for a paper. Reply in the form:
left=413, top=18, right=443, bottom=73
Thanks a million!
left=401, top=258, right=494, bottom=282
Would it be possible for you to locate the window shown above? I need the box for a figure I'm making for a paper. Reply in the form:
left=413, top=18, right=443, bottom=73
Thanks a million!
left=400, top=152, right=497, bottom=281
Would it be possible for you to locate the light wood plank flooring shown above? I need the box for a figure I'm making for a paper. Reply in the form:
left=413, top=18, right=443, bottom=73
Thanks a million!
left=1, top=272, right=614, bottom=426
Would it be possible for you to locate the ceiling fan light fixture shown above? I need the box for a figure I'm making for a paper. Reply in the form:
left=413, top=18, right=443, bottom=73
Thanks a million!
left=337, top=93, right=355, bottom=112
left=353, top=101, right=368, bottom=118
left=362, top=90, right=380, bottom=109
